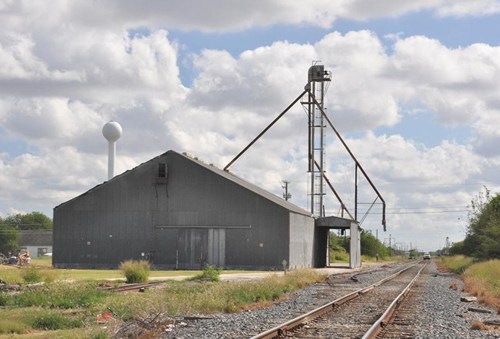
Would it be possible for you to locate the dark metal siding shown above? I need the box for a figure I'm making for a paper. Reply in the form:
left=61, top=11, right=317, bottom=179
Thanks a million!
left=54, top=151, right=296, bottom=269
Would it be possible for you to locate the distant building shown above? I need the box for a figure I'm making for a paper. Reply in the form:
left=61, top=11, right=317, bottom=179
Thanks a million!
left=17, top=230, right=53, bottom=258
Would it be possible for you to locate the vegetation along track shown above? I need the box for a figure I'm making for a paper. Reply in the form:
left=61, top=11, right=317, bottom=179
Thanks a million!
left=252, top=262, right=427, bottom=339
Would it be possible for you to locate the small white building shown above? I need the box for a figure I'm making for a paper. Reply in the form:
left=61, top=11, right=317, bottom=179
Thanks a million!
left=18, top=230, right=53, bottom=258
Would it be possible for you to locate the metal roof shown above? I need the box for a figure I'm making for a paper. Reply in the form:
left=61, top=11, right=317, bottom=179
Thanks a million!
left=55, top=150, right=313, bottom=218
left=18, top=230, right=53, bottom=246
left=175, top=151, right=312, bottom=217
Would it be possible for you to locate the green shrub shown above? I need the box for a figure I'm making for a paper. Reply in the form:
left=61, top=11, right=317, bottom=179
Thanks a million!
left=187, top=264, right=222, bottom=282
left=32, top=312, right=82, bottom=330
left=199, top=264, right=222, bottom=282
left=21, top=266, right=43, bottom=284
left=120, top=260, right=151, bottom=283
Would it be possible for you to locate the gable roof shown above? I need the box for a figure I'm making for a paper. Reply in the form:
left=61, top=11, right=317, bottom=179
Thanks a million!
left=18, top=230, right=53, bottom=246
left=55, top=150, right=313, bottom=217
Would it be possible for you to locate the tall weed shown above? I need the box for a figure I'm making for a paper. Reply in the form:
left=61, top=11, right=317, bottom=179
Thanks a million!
left=21, top=266, right=43, bottom=283
left=120, top=260, right=150, bottom=283
left=463, top=259, right=500, bottom=310
left=440, top=255, right=474, bottom=274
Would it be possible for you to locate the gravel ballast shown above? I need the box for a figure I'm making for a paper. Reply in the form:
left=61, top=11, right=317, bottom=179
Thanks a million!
left=116, top=261, right=500, bottom=338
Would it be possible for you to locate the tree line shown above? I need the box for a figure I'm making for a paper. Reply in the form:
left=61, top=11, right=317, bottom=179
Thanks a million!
left=0, top=212, right=52, bottom=254
left=449, top=187, right=500, bottom=260
left=329, top=229, right=393, bottom=259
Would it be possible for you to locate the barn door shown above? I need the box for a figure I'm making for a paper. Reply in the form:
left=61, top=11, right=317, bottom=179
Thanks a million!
left=177, top=229, right=208, bottom=270
left=207, top=228, right=225, bottom=268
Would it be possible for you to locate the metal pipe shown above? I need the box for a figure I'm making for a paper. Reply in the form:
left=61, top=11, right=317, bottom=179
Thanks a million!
left=355, top=163, right=358, bottom=221
left=223, top=89, right=307, bottom=172
left=313, top=160, right=354, bottom=220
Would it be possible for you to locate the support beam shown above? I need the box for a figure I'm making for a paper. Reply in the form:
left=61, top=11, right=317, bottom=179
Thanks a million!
left=224, top=90, right=307, bottom=172
left=350, top=222, right=361, bottom=268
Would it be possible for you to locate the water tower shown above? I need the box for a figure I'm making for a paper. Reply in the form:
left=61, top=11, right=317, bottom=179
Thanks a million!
left=102, top=120, right=122, bottom=180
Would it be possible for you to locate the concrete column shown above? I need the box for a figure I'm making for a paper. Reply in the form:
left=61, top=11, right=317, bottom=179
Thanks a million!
left=349, top=222, right=361, bottom=268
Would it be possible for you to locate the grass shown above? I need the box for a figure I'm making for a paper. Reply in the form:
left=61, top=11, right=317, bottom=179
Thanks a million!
left=2, top=256, right=252, bottom=284
left=31, top=311, right=83, bottom=330
left=329, top=250, right=349, bottom=263
left=0, top=283, right=108, bottom=309
left=0, top=307, right=106, bottom=338
left=439, top=255, right=474, bottom=274
left=439, top=256, right=500, bottom=312
left=0, top=268, right=325, bottom=337
left=0, top=264, right=247, bottom=283
left=463, top=259, right=500, bottom=311
left=99, top=269, right=326, bottom=318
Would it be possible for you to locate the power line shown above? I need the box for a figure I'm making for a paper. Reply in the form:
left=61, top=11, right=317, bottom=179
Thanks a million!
left=358, top=210, right=467, bottom=215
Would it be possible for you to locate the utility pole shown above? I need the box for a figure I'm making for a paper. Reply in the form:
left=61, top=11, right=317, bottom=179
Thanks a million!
left=389, top=234, right=392, bottom=256
left=282, top=180, right=292, bottom=201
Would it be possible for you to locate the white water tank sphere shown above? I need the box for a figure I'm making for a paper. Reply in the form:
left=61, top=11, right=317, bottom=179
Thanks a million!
left=102, top=121, right=122, bottom=142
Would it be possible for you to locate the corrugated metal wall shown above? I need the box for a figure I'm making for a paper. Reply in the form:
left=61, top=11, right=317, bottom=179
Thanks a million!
left=54, top=151, right=314, bottom=270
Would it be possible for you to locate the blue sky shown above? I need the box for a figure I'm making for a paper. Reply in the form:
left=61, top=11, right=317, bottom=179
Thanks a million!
left=167, top=10, right=492, bottom=150
left=1, top=1, right=499, bottom=252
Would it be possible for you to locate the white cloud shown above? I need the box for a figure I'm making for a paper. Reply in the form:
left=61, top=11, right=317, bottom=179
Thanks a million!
left=1, top=0, right=498, bottom=39
left=437, top=0, right=500, bottom=17
left=389, top=37, right=500, bottom=125
left=190, top=42, right=315, bottom=112
left=471, top=111, right=500, bottom=156
left=316, top=31, right=400, bottom=130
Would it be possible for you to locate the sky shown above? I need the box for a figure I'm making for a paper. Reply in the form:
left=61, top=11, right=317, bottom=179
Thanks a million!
left=1, top=0, right=500, bottom=252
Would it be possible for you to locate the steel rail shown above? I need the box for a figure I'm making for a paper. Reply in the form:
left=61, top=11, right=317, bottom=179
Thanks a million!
left=251, top=262, right=421, bottom=339
left=362, top=262, right=427, bottom=339
left=102, top=281, right=166, bottom=293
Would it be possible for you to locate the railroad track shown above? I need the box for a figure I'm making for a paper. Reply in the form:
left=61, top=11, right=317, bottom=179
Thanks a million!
left=100, top=281, right=166, bottom=292
left=252, top=262, right=427, bottom=339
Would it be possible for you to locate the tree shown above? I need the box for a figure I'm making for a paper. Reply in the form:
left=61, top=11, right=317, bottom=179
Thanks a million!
left=360, top=230, right=390, bottom=257
left=448, top=240, right=465, bottom=255
left=329, top=232, right=349, bottom=252
left=3, top=211, right=53, bottom=230
left=463, top=188, right=500, bottom=260
left=0, top=218, right=19, bottom=254
left=330, top=230, right=389, bottom=258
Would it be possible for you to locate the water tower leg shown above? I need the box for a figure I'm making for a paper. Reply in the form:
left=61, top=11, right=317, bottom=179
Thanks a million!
left=108, top=141, right=115, bottom=180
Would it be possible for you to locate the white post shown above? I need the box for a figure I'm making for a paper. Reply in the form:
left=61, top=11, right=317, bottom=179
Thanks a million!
left=349, top=222, right=361, bottom=268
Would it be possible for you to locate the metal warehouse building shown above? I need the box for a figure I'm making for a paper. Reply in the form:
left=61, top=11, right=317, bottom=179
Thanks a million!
left=53, top=150, right=342, bottom=270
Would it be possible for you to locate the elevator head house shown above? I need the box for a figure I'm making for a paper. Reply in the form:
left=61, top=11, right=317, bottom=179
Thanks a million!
left=53, top=150, right=328, bottom=270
